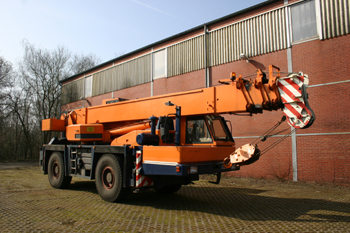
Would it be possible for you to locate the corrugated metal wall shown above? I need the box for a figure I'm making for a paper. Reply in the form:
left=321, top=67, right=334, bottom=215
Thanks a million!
left=92, top=54, right=151, bottom=97
left=320, top=0, right=350, bottom=39
left=167, top=7, right=287, bottom=71
left=61, top=78, right=84, bottom=105
left=167, top=35, right=205, bottom=77
left=209, top=7, right=287, bottom=66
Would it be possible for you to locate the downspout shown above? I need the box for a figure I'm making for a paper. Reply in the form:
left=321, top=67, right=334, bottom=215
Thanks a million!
left=59, top=81, right=62, bottom=115
left=285, top=0, right=298, bottom=182
left=151, top=48, right=154, bottom=97
left=112, top=63, right=114, bottom=99
left=204, top=25, right=209, bottom=88
left=82, top=74, right=86, bottom=108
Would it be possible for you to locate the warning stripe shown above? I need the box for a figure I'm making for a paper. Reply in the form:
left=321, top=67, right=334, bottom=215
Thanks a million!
left=135, top=151, right=153, bottom=188
left=277, top=74, right=313, bottom=129
left=278, top=78, right=302, bottom=92
left=139, top=177, right=149, bottom=187
left=283, top=102, right=310, bottom=128
left=279, top=88, right=302, bottom=103
left=283, top=108, right=306, bottom=128
left=283, top=78, right=302, bottom=94
left=284, top=103, right=301, bottom=119
left=278, top=80, right=302, bottom=101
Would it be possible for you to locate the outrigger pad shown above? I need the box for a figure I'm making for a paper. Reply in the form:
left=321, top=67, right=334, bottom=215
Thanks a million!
left=277, top=72, right=315, bottom=129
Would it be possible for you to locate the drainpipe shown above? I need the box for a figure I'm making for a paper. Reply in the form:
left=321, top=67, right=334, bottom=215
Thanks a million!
left=285, top=0, right=298, bottom=182
left=204, top=25, right=209, bottom=88
left=151, top=48, right=154, bottom=97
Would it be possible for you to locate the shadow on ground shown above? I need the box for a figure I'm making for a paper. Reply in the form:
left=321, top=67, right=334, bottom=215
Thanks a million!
left=68, top=180, right=350, bottom=224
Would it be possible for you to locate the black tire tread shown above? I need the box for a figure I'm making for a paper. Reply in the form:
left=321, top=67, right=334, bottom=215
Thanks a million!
left=95, top=154, right=130, bottom=202
left=48, top=152, right=71, bottom=189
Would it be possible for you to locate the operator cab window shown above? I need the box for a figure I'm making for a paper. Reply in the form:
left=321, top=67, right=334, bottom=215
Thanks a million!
left=206, top=115, right=233, bottom=142
left=186, top=117, right=213, bottom=144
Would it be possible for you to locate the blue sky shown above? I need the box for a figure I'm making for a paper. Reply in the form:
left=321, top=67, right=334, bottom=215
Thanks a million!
left=0, top=0, right=265, bottom=65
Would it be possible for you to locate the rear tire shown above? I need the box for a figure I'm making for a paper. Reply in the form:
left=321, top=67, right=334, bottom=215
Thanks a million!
left=155, top=184, right=182, bottom=194
left=48, top=152, right=72, bottom=189
left=95, top=154, right=130, bottom=202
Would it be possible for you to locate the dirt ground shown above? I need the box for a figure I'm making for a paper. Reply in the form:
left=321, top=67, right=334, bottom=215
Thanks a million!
left=1, top=161, right=350, bottom=232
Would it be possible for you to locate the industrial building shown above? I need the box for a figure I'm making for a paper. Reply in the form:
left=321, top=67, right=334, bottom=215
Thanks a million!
left=60, top=0, right=350, bottom=184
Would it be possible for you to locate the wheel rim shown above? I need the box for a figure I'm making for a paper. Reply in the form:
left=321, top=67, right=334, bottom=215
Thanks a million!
left=102, top=166, right=115, bottom=189
left=52, top=161, right=60, bottom=179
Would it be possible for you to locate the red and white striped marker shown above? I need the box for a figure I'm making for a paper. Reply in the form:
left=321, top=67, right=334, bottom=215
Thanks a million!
left=135, top=150, right=153, bottom=188
left=277, top=72, right=315, bottom=129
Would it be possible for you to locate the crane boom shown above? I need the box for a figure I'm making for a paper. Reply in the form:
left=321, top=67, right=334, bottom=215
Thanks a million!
left=43, top=65, right=314, bottom=137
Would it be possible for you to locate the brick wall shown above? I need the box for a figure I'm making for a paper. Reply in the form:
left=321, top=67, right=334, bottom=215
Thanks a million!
left=224, top=35, right=350, bottom=184
left=289, top=35, right=350, bottom=184
left=153, top=69, right=205, bottom=95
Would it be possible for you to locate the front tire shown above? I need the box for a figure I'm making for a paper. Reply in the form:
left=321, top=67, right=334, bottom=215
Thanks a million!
left=95, top=154, right=130, bottom=202
left=48, top=152, right=72, bottom=189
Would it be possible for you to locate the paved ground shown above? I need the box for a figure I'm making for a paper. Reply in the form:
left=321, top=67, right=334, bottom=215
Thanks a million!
left=1, top=162, right=350, bottom=232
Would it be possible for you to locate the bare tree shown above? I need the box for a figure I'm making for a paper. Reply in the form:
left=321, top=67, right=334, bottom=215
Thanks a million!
left=0, top=56, right=13, bottom=90
left=0, top=56, right=14, bottom=160
left=5, top=87, right=37, bottom=159
left=0, top=43, right=100, bottom=161
left=70, top=53, right=101, bottom=74
left=19, top=41, right=100, bottom=145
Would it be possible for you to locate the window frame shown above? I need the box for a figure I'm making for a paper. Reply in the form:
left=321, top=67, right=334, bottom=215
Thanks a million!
left=206, top=115, right=234, bottom=142
left=290, top=0, right=318, bottom=44
left=152, top=48, right=167, bottom=80
left=84, top=75, right=93, bottom=98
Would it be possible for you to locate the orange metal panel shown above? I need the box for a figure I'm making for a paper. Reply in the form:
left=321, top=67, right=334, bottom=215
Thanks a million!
left=66, top=124, right=104, bottom=142
left=41, top=118, right=66, bottom=131
left=86, top=88, right=216, bottom=124
left=143, top=146, right=181, bottom=163
left=75, top=108, right=87, bottom=124
left=143, top=146, right=235, bottom=164
left=215, top=84, right=248, bottom=113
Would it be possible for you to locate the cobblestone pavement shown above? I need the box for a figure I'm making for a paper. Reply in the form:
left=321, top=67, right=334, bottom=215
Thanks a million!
left=1, top=163, right=350, bottom=232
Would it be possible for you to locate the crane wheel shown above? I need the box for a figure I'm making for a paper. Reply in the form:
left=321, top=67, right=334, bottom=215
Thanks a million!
left=48, top=152, right=72, bottom=189
left=95, top=154, right=130, bottom=202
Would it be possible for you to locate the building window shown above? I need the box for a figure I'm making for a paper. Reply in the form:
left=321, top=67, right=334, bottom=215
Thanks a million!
left=84, top=75, right=92, bottom=98
left=152, top=49, right=166, bottom=79
left=291, top=0, right=318, bottom=43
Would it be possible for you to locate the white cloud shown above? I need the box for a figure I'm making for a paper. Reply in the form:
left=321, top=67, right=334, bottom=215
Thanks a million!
left=130, top=0, right=172, bottom=17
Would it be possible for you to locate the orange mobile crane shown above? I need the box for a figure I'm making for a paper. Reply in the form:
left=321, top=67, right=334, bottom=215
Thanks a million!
left=40, top=65, right=315, bottom=202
